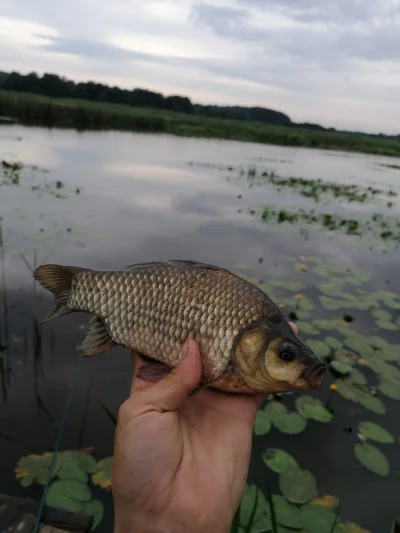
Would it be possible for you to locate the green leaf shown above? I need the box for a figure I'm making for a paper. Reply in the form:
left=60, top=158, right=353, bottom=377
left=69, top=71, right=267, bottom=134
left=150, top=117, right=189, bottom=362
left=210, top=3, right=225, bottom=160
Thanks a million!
left=45, top=479, right=91, bottom=512
left=59, top=451, right=97, bottom=473
left=313, top=319, right=337, bottom=331
left=279, top=468, right=317, bottom=504
left=83, top=500, right=104, bottom=531
left=264, top=401, right=287, bottom=423
left=295, top=395, right=333, bottom=422
left=335, top=380, right=359, bottom=402
left=356, top=390, right=386, bottom=415
left=367, top=336, right=388, bottom=349
left=378, top=377, right=400, bottom=400
left=270, top=494, right=303, bottom=529
left=254, top=410, right=272, bottom=435
left=262, top=448, right=299, bottom=474
left=295, top=321, right=319, bottom=335
left=375, top=320, right=399, bottom=331
left=334, top=349, right=358, bottom=366
left=341, top=521, right=371, bottom=533
left=92, top=457, right=113, bottom=490
left=300, top=504, right=337, bottom=533
left=335, top=324, right=358, bottom=337
left=240, top=484, right=270, bottom=531
left=15, top=452, right=60, bottom=487
left=273, top=412, right=307, bottom=434
left=330, top=361, right=352, bottom=376
left=299, top=296, right=315, bottom=311
left=348, top=369, right=368, bottom=386
left=354, top=443, right=390, bottom=476
left=324, top=336, right=342, bottom=350
left=319, top=296, right=343, bottom=311
left=358, top=421, right=394, bottom=444
left=58, top=464, right=88, bottom=483
left=306, top=340, right=330, bottom=358
left=345, top=336, right=374, bottom=355
left=370, top=308, right=392, bottom=322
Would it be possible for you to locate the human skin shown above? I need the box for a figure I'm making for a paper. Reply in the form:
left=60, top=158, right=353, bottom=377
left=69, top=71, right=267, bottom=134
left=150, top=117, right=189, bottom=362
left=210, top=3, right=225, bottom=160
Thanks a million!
left=112, top=323, right=299, bottom=533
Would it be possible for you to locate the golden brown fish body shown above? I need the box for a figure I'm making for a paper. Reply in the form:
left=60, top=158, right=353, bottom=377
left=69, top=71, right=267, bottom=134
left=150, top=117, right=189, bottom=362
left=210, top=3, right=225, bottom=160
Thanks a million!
left=33, top=260, right=326, bottom=394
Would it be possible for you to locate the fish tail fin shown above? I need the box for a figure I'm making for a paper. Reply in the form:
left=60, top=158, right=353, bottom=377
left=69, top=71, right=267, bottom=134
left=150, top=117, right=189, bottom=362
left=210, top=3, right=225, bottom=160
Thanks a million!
left=33, top=264, right=87, bottom=325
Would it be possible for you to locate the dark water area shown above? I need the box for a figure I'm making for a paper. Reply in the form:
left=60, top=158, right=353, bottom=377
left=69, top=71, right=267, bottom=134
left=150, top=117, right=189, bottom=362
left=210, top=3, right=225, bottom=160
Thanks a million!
left=1, top=125, right=400, bottom=533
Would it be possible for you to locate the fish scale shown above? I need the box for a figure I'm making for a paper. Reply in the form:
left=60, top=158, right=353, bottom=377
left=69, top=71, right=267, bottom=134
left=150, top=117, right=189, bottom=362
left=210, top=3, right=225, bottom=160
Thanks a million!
left=33, top=259, right=326, bottom=394
left=67, top=264, right=266, bottom=380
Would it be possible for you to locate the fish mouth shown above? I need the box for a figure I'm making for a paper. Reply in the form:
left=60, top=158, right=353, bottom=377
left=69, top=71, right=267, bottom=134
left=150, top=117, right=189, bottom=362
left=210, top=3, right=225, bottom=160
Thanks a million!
left=301, top=360, right=326, bottom=389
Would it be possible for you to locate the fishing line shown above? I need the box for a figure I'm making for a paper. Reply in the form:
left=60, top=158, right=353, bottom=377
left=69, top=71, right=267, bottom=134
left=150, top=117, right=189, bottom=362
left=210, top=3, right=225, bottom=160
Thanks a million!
left=32, top=356, right=82, bottom=533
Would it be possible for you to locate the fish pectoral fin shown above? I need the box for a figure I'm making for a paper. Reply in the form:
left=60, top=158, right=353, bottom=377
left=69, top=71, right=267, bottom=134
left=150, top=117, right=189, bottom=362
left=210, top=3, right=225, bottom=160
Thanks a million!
left=136, top=362, right=171, bottom=383
left=77, top=316, right=116, bottom=357
left=189, top=365, right=235, bottom=396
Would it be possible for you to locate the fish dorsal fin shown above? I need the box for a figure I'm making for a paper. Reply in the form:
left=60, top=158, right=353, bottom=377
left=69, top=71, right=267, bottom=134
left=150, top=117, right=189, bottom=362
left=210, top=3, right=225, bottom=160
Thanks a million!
left=77, top=316, right=116, bottom=357
left=121, top=260, right=227, bottom=272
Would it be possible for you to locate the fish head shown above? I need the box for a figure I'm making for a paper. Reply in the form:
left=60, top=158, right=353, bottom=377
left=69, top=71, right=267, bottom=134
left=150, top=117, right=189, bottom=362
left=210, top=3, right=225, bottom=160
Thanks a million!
left=233, top=317, right=326, bottom=394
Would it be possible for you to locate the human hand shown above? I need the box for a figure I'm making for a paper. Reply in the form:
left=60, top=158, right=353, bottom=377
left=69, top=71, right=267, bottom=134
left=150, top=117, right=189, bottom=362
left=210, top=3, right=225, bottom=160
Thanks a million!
left=112, top=323, right=298, bottom=533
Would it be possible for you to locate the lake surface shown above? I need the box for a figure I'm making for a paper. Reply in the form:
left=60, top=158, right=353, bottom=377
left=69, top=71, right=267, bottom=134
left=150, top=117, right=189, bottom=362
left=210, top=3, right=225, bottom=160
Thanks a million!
left=1, top=125, right=400, bottom=532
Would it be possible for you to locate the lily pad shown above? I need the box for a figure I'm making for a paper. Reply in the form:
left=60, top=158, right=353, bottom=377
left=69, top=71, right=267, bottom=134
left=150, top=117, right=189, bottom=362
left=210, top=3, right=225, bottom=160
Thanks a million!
left=295, top=395, right=332, bottom=422
left=273, top=412, right=307, bottom=434
left=381, top=344, right=400, bottom=362
left=341, top=522, right=371, bottom=533
left=300, top=503, right=337, bottom=533
left=264, top=401, right=287, bottom=423
left=306, top=339, right=330, bottom=358
left=358, top=421, right=394, bottom=444
left=375, top=320, right=399, bottom=331
left=335, top=324, right=358, bottom=337
left=45, top=479, right=91, bottom=512
left=334, top=349, right=358, bottom=366
left=240, top=484, right=270, bottom=529
left=348, top=369, right=368, bottom=386
left=313, top=319, right=337, bottom=331
left=298, top=295, right=314, bottom=311
left=270, top=494, right=303, bottom=529
left=319, top=296, right=344, bottom=311
left=57, top=451, right=97, bottom=484
left=356, top=389, right=386, bottom=415
left=324, top=336, right=342, bottom=350
left=335, top=380, right=359, bottom=402
left=83, top=500, right=104, bottom=531
left=254, top=410, right=272, bottom=435
left=279, top=468, right=317, bottom=504
left=370, top=308, right=392, bottom=322
left=295, top=321, right=319, bottom=335
left=92, top=457, right=113, bottom=490
left=15, top=452, right=60, bottom=487
left=354, top=443, right=389, bottom=476
left=330, top=361, right=352, bottom=376
left=378, top=377, right=400, bottom=400
left=368, top=336, right=388, bottom=349
left=345, top=337, right=373, bottom=355
left=262, top=448, right=299, bottom=474
left=312, top=494, right=340, bottom=510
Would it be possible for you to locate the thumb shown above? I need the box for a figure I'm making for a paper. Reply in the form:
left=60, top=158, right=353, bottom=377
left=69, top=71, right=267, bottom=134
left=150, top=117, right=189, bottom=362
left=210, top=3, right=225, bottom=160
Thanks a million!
left=132, top=339, right=202, bottom=413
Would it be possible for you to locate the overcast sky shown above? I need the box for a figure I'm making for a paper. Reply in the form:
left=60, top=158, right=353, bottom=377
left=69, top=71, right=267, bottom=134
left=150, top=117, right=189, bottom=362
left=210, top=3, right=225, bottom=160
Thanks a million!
left=0, top=0, right=399, bottom=133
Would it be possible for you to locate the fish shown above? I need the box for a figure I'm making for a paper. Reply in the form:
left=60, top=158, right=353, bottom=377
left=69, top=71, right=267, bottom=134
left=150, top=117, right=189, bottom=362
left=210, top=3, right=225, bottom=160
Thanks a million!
left=33, top=259, right=326, bottom=395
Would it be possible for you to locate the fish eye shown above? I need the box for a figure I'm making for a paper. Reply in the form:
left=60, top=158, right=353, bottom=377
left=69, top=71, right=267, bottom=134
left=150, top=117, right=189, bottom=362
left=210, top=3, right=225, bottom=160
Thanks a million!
left=278, top=342, right=297, bottom=363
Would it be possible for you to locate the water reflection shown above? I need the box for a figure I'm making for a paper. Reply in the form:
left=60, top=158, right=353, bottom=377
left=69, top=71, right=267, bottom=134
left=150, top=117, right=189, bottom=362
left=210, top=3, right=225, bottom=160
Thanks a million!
left=1, top=125, right=400, bottom=533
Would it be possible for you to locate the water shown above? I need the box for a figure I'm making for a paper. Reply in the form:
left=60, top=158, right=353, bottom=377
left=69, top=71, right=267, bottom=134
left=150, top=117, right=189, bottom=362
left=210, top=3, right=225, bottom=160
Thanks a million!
left=0, top=125, right=399, bottom=532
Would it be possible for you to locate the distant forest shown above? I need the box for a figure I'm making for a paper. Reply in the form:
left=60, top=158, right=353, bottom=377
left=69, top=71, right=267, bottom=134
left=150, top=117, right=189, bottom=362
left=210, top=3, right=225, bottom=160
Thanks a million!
left=0, top=70, right=398, bottom=139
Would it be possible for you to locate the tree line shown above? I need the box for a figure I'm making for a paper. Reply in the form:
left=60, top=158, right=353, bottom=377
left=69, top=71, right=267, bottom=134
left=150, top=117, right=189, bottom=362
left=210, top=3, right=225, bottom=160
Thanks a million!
left=0, top=70, right=292, bottom=126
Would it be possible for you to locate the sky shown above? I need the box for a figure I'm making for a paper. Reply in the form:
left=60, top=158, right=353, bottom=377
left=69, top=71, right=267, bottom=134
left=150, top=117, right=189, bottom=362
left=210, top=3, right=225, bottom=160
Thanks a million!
left=0, top=0, right=399, bottom=134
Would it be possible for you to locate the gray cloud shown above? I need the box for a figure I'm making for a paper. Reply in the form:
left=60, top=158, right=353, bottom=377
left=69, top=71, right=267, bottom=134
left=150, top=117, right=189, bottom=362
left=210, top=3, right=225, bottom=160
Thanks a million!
left=38, top=37, right=163, bottom=63
left=190, top=1, right=400, bottom=63
left=1, top=0, right=400, bottom=132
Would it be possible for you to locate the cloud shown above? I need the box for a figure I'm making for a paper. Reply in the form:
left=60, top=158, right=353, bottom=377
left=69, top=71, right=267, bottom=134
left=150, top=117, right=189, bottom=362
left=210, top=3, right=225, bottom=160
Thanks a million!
left=0, top=0, right=399, bottom=133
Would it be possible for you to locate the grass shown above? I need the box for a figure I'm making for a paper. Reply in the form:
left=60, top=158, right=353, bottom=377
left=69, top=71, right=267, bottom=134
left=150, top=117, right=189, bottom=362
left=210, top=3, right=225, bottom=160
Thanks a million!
left=1, top=90, right=400, bottom=157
